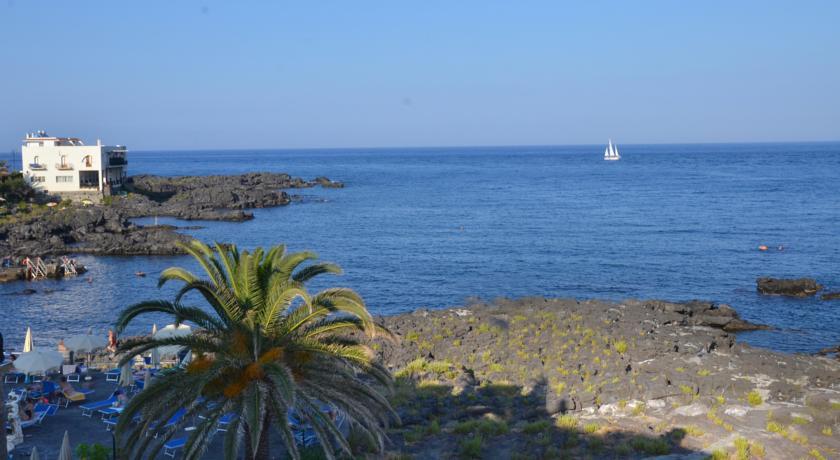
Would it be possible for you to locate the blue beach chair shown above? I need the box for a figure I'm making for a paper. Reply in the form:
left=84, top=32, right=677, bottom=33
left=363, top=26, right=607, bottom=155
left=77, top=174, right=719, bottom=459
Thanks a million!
left=163, top=437, right=186, bottom=458
left=105, top=369, right=121, bottom=382
left=80, top=396, right=117, bottom=417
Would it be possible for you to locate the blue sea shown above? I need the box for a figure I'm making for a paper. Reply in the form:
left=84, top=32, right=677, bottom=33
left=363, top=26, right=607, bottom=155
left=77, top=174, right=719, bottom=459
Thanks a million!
left=2, top=143, right=839, bottom=354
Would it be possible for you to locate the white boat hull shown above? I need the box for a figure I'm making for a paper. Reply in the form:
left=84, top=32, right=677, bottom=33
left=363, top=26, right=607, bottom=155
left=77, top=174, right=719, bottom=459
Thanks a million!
left=604, top=156, right=620, bottom=161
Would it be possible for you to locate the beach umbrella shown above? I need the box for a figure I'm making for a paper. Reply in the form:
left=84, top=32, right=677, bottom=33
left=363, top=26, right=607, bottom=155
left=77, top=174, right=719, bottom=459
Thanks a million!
left=151, top=346, right=160, bottom=368
left=13, top=349, right=63, bottom=375
left=57, top=430, right=72, bottom=460
left=180, top=350, right=192, bottom=367
left=142, top=368, right=151, bottom=392
left=23, top=326, right=33, bottom=352
left=118, top=362, right=134, bottom=388
left=29, top=446, right=39, bottom=460
left=153, top=324, right=192, bottom=357
left=152, top=323, right=158, bottom=335
left=64, top=333, right=106, bottom=353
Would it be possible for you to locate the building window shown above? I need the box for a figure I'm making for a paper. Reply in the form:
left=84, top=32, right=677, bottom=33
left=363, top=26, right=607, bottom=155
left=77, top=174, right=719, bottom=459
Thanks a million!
left=56, top=176, right=73, bottom=183
left=34, top=156, right=40, bottom=164
left=83, top=155, right=93, bottom=167
left=31, top=176, right=46, bottom=183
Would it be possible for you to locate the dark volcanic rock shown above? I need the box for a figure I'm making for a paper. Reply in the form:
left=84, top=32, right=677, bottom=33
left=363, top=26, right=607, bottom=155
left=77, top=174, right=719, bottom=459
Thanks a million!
left=0, top=172, right=343, bottom=258
left=820, top=291, right=840, bottom=301
left=645, top=300, right=769, bottom=331
left=757, top=277, right=822, bottom=297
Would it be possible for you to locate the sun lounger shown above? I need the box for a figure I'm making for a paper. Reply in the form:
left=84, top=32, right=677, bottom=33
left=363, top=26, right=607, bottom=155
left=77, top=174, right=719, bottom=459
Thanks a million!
left=30, top=381, right=58, bottom=400
left=19, top=410, right=48, bottom=429
left=103, top=417, right=118, bottom=431
left=105, top=369, right=121, bottom=382
left=8, top=388, right=27, bottom=402
left=62, top=364, right=78, bottom=375
left=80, top=396, right=117, bottom=417
left=34, top=403, right=59, bottom=416
left=98, top=406, right=124, bottom=419
left=163, top=437, right=186, bottom=458
left=4, top=372, right=25, bottom=384
left=216, top=413, right=235, bottom=433
left=152, top=408, right=186, bottom=437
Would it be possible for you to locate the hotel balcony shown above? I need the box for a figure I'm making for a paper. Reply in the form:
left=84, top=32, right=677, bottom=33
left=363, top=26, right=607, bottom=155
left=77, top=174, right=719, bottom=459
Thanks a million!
left=29, top=163, right=47, bottom=171
left=109, top=157, right=127, bottom=166
left=56, top=163, right=74, bottom=171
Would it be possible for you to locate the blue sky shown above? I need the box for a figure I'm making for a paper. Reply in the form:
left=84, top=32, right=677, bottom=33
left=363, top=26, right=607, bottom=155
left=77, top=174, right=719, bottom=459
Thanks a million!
left=1, top=1, right=838, bottom=150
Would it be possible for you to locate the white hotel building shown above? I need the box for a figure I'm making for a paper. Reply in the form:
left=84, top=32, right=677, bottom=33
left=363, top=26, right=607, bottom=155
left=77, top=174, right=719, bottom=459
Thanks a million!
left=21, top=131, right=127, bottom=201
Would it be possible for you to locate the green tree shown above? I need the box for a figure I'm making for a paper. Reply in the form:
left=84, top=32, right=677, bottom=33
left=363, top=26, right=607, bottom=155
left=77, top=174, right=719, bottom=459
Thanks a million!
left=114, top=241, right=397, bottom=459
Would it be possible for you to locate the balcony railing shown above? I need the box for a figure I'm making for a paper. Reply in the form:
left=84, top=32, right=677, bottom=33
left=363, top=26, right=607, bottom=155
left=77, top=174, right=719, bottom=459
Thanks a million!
left=56, top=163, right=74, bottom=171
left=29, top=163, right=47, bottom=171
left=109, top=158, right=127, bottom=166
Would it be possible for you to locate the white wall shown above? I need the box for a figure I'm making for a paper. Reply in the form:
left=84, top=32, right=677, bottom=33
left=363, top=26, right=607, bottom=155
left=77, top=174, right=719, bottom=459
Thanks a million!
left=21, top=139, right=127, bottom=193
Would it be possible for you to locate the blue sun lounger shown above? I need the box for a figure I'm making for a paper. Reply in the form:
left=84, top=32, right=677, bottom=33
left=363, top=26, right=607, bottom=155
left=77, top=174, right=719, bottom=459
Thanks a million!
left=163, top=437, right=186, bottom=458
left=152, top=408, right=187, bottom=437
left=80, top=396, right=117, bottom=417
left=105, top=369, right=121, bottom=382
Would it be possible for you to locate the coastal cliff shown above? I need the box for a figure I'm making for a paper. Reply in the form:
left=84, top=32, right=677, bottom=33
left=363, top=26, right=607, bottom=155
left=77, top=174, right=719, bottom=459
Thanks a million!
left=0, top=172, right=342, bottom=257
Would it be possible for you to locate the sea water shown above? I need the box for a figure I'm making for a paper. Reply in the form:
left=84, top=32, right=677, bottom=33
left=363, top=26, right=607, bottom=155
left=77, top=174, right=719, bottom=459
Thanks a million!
left=2, top=143, right=838, bottom=353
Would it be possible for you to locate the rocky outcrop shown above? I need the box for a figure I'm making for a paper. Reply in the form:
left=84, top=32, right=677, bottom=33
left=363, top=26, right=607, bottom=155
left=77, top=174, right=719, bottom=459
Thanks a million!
left=119, top=172, right=342, bottom=221
left=0, top=206, right=189, bottom=257
left=756, top=277, right=822, bottom=297
left=0, top=172, right=343, bottom=258
left=644, top=300, right=770, bottom=331
left=376, top=297, right=840, bottom=460
left=820, top=291, right=840, bottom=301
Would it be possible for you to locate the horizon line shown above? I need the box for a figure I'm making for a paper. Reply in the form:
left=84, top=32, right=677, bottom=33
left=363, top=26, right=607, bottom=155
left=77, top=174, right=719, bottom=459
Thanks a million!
left=123, top=139, right=840, bottom=153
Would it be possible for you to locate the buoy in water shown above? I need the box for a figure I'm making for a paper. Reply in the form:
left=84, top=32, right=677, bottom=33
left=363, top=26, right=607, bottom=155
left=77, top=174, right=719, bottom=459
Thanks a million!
left=758, top=245, right=768, bottom=251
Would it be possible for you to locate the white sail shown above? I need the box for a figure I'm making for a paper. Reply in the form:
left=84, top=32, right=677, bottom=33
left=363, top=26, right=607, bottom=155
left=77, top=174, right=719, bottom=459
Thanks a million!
left=604, top=139, right=620, bottom=160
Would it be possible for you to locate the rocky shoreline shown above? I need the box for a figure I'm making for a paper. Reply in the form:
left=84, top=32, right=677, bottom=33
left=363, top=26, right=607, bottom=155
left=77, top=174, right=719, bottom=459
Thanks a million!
left=0, top=172, right=342, bottom=258
left=369, top=297, right=840, bottom=459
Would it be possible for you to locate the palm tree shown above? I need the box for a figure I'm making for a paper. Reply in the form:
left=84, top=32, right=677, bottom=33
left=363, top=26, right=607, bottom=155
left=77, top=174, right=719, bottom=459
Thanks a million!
left=114, top=240, right=397, bottom=459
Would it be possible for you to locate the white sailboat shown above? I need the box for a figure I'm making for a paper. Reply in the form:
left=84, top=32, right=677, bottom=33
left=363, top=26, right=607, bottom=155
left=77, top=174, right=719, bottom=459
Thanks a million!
left=604, top=139, right=621, bottom=161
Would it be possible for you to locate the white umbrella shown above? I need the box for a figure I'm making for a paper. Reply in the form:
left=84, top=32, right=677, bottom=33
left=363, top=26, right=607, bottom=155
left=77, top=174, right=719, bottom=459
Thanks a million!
left=151, top=347, right=160, bottom=368
left=23, top=327, right=33, bottom=352
left=58, top=430, right=72, bottom=460
left=13, top=350, right=63, bottom=375
left=64, top=333, right=106, bottom=353
left=153, top=324, right=192, bottom=357
left=180, top=351, right=192, bottom=367
left=118, top=362, right=134, bottom=388
left=152, top=323, right=158, bottom=335
left=142, top=368, right=151, bottom=392
left=29, top=446, right=39, bottom=460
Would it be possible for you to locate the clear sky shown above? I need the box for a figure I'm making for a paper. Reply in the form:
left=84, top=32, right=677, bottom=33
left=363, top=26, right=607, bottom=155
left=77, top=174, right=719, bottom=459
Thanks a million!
left=1, top=1, right=838, bottom=150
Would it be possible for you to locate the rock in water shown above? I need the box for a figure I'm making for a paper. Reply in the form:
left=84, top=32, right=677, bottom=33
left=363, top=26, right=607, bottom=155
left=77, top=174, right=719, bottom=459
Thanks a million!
left=820, top=291, right=840, bottom=301
left=756, top=277, right=822, bottom=297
